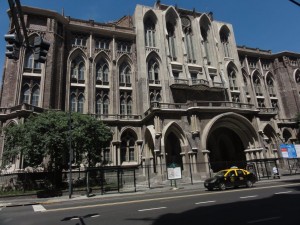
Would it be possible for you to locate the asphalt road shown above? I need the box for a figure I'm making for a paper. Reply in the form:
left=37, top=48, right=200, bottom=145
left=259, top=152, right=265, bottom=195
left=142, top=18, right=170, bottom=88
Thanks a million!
left=1, top=179, right=300, bottom=225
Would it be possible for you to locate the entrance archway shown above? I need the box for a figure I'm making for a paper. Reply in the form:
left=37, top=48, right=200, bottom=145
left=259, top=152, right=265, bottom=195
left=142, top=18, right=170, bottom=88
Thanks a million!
left=207, top=127, right=245, bottom=171
left=202, top=113, right=259, bottom=172
left=165, top=132, right=183, bottom=167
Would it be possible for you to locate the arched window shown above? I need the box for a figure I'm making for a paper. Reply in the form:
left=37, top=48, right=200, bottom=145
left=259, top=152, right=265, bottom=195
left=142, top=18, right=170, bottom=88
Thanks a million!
left=96, top=96, right=102, bottom=114
left=253, top=73, right=262, bottom=96
left=103, top=96, right=109, bottom=115
left=200, top=24, right=210, bottom=63
left=70, top=91, right=85, bottom=113
left=167, top=22, right=176, bottom=61
left=71, top=94, right=76, bottom=112
left=228, top=68, right=237, bottom=90
left=96, top=61, right=109, bottom=84
left=24, top=37, right=41, bottom=72
left=145, top=19, right=156, bottom=47
left=95, top=94, right=109, bottom=115
left=220, top=26, right=230, bottom=58
left=77, top=94, right=84, bottom=113
left=266, top=74, right=276, bottom=97
left=21, top=83, right=40, bottom=106
left=119, top=63, right=131, bottom=85
left=31, top=86, right=40, bottom=106
left=120, top=93, right=132, bottom=116
left=148, top=59, right=159, bottom=84
left=182, top=16, right=195, bottom=63
left=120, top=130, right=137, bottom=163
left=21, top=85, right=30, bottom=104
left=78, top=63, right=85, bottom=80
left=120, top=97, right=126, bottom=115
left=71, top=56, right=85, bottom=82
left=127, top=98, right=132, bottom=115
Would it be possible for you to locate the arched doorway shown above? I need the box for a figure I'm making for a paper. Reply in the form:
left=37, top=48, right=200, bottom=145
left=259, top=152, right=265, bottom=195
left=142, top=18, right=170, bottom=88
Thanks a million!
left=207, top=127, right=245, bottom=171
left=165, top=132, right=183, bottom=168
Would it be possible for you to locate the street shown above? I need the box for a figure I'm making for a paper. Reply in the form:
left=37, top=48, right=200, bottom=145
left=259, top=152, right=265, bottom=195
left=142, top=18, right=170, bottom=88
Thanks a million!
left=1, top=179, right=300, bottom=225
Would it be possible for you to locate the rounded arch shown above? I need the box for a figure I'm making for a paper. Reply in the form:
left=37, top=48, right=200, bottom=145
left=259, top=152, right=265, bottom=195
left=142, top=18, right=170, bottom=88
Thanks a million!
left=202, top=112, right=259, bottom=150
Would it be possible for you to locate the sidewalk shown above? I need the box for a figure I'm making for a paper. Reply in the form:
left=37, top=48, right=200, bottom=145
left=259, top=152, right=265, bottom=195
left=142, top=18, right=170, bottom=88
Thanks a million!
left=1, top=174, right=300, bottom=208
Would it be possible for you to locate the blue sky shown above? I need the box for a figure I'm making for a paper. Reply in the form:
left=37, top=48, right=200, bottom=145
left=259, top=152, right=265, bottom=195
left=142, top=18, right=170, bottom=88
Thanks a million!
left=1, top=0, right=300, bottom=81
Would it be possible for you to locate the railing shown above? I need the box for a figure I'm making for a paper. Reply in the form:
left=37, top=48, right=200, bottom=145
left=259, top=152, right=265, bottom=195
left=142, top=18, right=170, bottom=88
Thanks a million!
left=191, top=79, right=209, bottom=86
left=149, top=80, right=161, bottom=85
left=174, top=78, right=189, bottom=85
left=213, top=82, right=224, bottom=88
left=91, top=114, right=142, bottom=120
left=257, top=107, right=277, bottom=114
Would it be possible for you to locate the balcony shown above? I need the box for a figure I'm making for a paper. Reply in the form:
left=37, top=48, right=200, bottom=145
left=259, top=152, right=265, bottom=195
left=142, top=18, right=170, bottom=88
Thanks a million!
left=257, top=107, right=278, bottom=115
left=144, top=101, right=257, bottom=116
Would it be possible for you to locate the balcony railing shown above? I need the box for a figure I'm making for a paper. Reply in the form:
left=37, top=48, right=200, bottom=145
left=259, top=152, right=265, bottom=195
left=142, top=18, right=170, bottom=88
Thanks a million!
left=257, top=107, right=278, bottom=114
left=191, top=79, right=209, bottom=86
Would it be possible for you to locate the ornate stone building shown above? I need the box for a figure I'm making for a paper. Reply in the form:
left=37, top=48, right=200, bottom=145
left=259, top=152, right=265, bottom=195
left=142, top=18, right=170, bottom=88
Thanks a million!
left=0, top=2, right=299, bottom=178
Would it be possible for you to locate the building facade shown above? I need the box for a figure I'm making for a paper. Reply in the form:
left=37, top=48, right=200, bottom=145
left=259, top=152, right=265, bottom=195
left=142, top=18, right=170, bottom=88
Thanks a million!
left=0, top=2, right=299, bottom=179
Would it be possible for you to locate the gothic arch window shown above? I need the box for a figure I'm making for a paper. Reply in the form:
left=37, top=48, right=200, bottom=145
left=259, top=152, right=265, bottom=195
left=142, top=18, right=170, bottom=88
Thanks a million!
left=120, top=93, right=132, bottom=116
left=253, top=73, right=262, bottom=96
left=24, top=36, right=41, bottom=72
left=149, top=90, right=161, bottom=104
left=96, top=61, right=109, bottom=84
left=95, top=94, right=109, bottom=115
left=71, top=56, right=85, bottom=83
left=31, top=85, right=40, bottom=106
left=148, top=59, right=160, bottom=84
left=167, top=22, right=177, bottom=61
left=24, top=51, right=41, bottom=71
left=119, top=62, right=131, bottom=86
left=21, top=85, right=30, bottom=104
left=144, top=18, right=156, bottom=47
left=120, top=130, right=137, bottom=163
left=266, top=74, right=276, bottom=97
left=220, top=26, right=231, bottom=58
left=182, top=16, right=195, bottom=63
left=200, top=19, right=211, bottom=64
left=70, top=90, right=85, bottom=113
left=228, top=67, right=237, bottom=90
left=21, top=82, right=40, bottom=106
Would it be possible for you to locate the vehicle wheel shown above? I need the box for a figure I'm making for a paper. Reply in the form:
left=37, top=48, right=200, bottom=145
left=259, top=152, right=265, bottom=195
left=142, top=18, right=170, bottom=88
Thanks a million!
left=219, top=182, right=226, bottom=191
left=207, top=187, right=213, bottom=191
left=246, top=180, right=253, bottom=188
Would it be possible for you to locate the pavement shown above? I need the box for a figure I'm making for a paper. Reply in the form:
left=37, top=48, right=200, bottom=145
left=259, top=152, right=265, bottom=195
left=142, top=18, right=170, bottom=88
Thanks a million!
left=1, top=174, right=300, bottom=208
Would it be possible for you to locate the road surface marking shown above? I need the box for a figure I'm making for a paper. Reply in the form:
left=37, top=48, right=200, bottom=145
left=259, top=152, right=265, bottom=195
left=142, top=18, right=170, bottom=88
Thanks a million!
left=247, top=216, right=281, bottom=224
left=240, top=195, right=258, bottom=199
left=32, top=204, right=46, bottom=212
left=91, top=214, right=100, bottom=218
left=138, top=207, right=166, bottom=212
left=44, top=182, right=300, bottom=213
left=195, top=200, right=216, bottom=205
left=274, top=191, right=292, bottom=195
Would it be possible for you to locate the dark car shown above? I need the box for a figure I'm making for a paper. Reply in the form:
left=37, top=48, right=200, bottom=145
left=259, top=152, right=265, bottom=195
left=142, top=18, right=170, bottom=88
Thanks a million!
left=204, top=168, right=257, bottom=191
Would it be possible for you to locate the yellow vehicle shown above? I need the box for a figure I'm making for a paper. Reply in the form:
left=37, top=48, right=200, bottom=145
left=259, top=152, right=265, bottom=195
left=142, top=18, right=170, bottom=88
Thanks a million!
left=204, top=168, right=257, bottom=191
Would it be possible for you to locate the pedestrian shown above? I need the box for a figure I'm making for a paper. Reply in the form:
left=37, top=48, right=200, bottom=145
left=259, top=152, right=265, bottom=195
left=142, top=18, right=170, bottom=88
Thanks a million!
left=272, top=166, right=280, bottom=179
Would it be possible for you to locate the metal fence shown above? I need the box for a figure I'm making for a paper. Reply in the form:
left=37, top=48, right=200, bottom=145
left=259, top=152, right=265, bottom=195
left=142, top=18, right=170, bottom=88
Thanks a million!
left=1, top=159, right=300, bottom=197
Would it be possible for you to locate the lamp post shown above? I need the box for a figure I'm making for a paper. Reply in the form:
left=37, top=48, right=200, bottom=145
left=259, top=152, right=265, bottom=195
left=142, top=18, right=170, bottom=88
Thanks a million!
left=68, top=100, right=73, bottom=199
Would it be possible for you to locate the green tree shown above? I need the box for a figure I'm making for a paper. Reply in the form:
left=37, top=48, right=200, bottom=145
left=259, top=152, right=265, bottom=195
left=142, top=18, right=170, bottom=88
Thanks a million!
left=3, top=111, right=112, bottom=171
